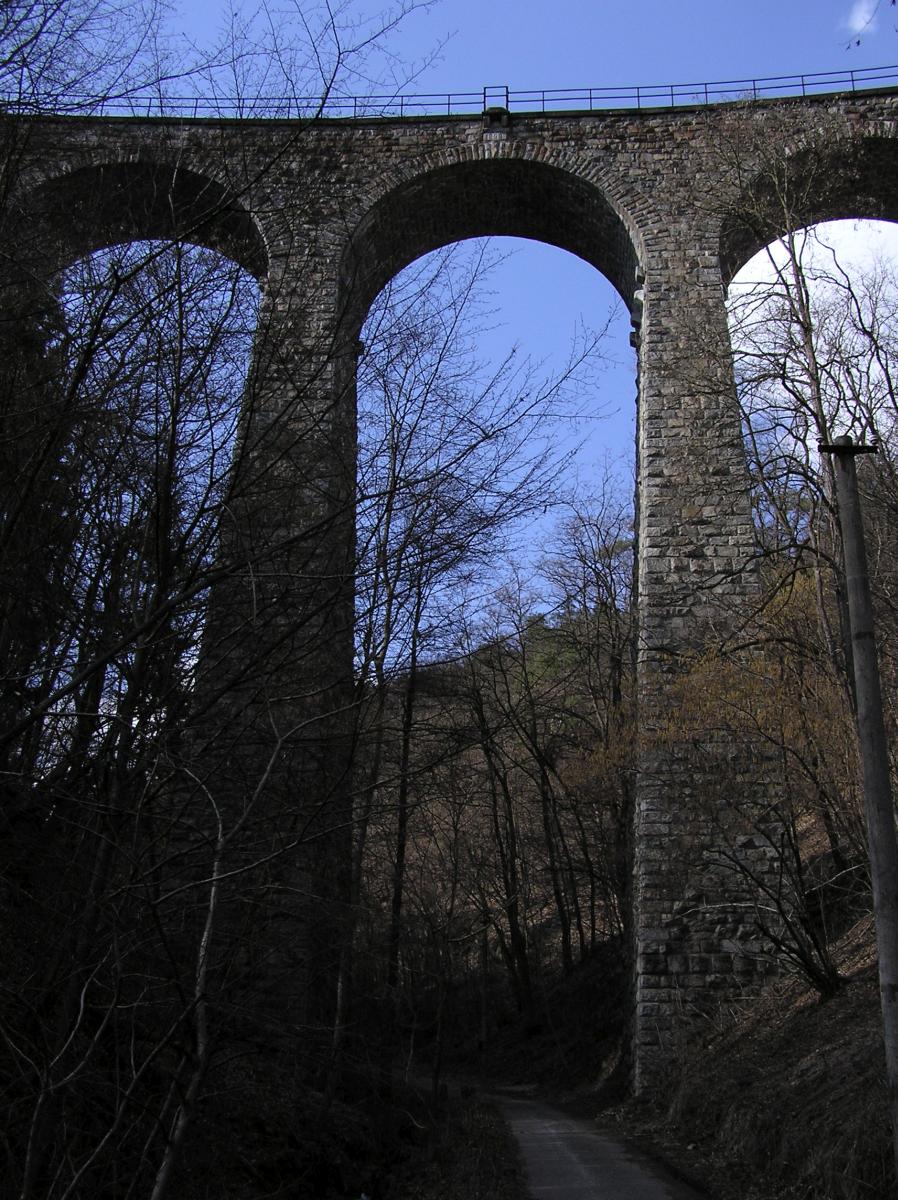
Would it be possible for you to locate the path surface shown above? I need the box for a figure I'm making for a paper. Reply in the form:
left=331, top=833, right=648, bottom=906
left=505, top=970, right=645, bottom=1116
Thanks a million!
left=498, top=1095, right=712, bottom=1200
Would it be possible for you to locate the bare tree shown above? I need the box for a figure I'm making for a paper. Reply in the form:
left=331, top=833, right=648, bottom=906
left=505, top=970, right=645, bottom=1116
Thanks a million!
left=673, top=117, right=898, bottom=1005
left=336, top=239, right=609, bottom=1083
left=0, top=2, right=452, bottom=1194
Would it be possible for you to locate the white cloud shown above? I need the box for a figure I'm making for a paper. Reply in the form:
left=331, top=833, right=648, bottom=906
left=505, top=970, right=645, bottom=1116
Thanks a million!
left=844, top=0, right=879, bottom=35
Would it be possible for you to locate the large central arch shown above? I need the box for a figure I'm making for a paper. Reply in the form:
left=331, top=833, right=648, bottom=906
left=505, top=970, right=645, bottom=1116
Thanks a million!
left=334, top=146, right=764, bottom=1088
left=338, top=150, right=643, bottom=340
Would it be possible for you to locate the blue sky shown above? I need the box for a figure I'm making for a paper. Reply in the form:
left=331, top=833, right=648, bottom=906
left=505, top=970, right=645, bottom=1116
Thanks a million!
left=381, top=0, right=898, bottom=96
left=177, top=1, right=898, bottom=98
left=175, top=0, right=898, bottom=507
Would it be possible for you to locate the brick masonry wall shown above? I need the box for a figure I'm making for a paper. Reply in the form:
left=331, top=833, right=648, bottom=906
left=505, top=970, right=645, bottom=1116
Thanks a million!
left=8, top=87, right=898, bottom=1088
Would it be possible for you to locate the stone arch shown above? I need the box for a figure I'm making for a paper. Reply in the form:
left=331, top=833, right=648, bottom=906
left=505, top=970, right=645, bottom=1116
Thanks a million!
left=338, top=147, right=644, bottom=341
left=11, top=158, right=268, bottom=283
left=719, top=132, right=898, bottom=284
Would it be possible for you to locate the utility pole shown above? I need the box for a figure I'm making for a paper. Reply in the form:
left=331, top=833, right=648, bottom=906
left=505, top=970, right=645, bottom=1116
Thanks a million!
left=819, top=434, right=898, bottom=1181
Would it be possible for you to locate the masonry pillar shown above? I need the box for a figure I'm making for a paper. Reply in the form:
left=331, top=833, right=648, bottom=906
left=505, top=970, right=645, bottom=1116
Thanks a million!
left=188, top=246, right=357, bottom=1057
left=631, top=241, right=777, bottom=1089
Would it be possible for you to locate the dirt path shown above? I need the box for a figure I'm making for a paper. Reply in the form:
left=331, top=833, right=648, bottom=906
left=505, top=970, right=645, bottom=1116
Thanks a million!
left=497, top=1094, right=713, bottom=1200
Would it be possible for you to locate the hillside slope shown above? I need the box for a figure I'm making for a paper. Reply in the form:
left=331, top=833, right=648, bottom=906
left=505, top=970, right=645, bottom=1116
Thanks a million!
left=620, top=914, right=893, bottom=1200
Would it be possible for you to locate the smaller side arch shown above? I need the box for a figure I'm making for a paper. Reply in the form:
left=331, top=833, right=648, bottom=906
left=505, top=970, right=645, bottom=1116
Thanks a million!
left=720, top=132, right=898, bottom=285
left=7, top=159, right=269, bottom=283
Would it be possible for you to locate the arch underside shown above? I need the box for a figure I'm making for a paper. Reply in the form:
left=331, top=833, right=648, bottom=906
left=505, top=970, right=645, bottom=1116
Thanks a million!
left=340, top=157, right=641, bottom=338
left=8, top=161, right=268, bottom=284
left=720, top=137, right=898, bottom=283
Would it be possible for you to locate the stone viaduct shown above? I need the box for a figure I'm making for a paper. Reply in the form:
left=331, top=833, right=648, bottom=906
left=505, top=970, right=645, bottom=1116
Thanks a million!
left=6, top=82, right=898, bottom=1089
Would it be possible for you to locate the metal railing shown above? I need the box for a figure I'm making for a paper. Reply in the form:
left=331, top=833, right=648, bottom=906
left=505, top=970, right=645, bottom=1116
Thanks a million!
left=33, top=64, right=898, bottom=120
